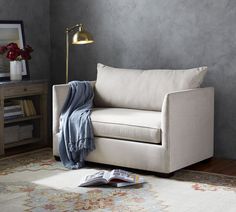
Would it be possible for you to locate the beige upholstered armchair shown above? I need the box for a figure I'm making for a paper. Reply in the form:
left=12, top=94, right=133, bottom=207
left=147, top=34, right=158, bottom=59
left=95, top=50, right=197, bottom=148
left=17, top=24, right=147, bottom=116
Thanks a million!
left=53, top=64, right=214, bottom=174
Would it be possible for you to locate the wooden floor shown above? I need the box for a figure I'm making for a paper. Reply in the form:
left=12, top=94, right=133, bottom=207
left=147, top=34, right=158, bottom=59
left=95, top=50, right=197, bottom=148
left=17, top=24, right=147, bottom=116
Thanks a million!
left=187, top=158, right=236, bottom=177
left=0, top=145, right=51, bottom=159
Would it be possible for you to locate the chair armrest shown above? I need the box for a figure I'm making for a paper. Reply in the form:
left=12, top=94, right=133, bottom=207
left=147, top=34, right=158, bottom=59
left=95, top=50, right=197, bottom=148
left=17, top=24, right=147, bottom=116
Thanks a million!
left=52, top=81, right=96, bottom=135
left=161, top=87, right=214, bottom=172
left=52, top=84, right=70, bottom=135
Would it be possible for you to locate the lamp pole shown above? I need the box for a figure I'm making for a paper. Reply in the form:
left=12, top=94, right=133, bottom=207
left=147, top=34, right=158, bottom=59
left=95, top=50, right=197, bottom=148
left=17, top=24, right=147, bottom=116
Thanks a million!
left=65, top=24, right=81, bottom=83
left=65, top=29, right=69, bottom=83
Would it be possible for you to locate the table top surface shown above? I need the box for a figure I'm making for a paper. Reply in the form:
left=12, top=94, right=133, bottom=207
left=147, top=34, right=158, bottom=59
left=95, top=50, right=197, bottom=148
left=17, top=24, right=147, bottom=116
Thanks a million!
left=0, top=79, right=48, bottom=86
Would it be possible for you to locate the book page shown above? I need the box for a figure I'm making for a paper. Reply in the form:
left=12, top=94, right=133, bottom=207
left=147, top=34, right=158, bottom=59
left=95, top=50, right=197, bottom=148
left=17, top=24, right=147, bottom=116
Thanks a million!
left=108, top=169, right=135, bottom=183
left=84, top=171, right=106, bottom=182
left=79, top=171, right=110, bottom=186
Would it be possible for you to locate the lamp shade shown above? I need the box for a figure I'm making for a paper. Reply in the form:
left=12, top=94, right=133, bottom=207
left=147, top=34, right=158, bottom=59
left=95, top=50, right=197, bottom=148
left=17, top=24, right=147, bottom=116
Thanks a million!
left=72, top=24, right=94, bottom=45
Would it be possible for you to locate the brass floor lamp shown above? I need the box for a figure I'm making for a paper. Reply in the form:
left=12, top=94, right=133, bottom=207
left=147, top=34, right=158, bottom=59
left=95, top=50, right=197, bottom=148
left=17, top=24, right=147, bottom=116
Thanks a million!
left=65, top=24, right=94, bottom=83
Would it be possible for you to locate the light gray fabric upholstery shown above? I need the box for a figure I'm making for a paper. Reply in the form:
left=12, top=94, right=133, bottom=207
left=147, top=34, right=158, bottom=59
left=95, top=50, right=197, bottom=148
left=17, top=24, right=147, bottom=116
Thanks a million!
left=52, top=84, right=70, bottom=136
left=84, top=137, right=167, bottom=172
left=91, top=108, right=161, bottom=144
left=53, top=84, right=69, bottom=157
left=94, top=63, right=207, bottom=111
left=161, top=87, right=214, bottom=172
left=53, top=84, right=214, bottom=173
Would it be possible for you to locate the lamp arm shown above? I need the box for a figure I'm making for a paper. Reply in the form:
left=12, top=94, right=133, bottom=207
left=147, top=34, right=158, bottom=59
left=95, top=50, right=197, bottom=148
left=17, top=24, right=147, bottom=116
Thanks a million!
left=66, top=24, right=82, bottom=33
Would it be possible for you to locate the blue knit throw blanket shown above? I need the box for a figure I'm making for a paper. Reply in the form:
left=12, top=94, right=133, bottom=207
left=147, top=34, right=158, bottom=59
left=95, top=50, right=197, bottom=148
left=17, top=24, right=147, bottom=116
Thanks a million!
left=59, top=81, right=95, bottom=169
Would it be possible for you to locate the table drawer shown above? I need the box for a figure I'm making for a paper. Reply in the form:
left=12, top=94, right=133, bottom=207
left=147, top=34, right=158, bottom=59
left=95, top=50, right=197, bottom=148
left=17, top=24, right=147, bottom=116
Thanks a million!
left=4, top=84, right=44, bottom=97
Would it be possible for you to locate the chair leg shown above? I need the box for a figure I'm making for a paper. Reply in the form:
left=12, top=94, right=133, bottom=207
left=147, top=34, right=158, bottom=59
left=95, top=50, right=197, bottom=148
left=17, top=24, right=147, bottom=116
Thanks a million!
left=54, top=156, right=61, bottom=161
left=200, top=157, right=213, bottom=164
left=155, top=172, right=175, bottom=178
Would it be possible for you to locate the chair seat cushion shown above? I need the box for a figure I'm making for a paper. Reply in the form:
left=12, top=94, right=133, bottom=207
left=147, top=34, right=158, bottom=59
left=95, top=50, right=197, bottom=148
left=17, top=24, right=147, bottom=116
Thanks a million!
left=91, top=108, right=161, bottom=144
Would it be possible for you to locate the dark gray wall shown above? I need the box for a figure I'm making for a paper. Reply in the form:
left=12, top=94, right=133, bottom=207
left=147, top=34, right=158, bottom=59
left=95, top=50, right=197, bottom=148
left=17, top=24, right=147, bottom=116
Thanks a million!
left=51, top=0, right=236, bottom=159
left=0, top=0, right=51, bottom=80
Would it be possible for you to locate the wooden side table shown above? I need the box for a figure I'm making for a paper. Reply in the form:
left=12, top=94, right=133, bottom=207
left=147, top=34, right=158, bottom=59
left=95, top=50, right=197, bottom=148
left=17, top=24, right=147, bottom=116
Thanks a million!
left=0, top=80, right=48, bottom=156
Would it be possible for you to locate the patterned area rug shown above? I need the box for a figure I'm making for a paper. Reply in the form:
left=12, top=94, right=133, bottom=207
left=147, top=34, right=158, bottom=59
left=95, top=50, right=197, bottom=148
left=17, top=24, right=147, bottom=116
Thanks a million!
left=0, top=149, right=236, bottom=212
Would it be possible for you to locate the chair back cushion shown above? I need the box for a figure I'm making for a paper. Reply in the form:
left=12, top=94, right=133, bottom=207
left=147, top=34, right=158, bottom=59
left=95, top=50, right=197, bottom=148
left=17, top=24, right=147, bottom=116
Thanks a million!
left=94, top=63, right=207, bottom=111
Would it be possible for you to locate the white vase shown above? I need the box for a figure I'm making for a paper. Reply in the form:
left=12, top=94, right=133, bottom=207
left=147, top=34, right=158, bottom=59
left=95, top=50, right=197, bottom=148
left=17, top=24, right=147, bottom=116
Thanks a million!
left=10, top=61, right=22, bottom=81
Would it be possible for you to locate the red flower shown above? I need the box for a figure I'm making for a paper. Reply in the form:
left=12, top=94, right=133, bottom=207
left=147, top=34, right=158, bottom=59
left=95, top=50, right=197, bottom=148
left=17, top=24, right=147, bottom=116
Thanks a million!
left=25, top=45, right=33, bottom=53
left=0, top=46, right=7, bottom=54
left=1, top=42, right=33, bottom=61
left=20, top=49, right=31, bottom=60
left=6, top=42, right=19, bottom=50
left=6, top=50, right=20, bottom=61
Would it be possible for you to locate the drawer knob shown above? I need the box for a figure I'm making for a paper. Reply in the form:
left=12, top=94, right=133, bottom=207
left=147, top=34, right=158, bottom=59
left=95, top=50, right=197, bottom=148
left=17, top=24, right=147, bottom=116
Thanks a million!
left=24, top=88, right=27, bottom=92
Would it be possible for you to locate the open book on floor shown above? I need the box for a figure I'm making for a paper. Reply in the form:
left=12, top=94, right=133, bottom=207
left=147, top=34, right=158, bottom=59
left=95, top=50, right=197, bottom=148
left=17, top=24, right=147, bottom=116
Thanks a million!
left=78, top=169, right=145, bottom=187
